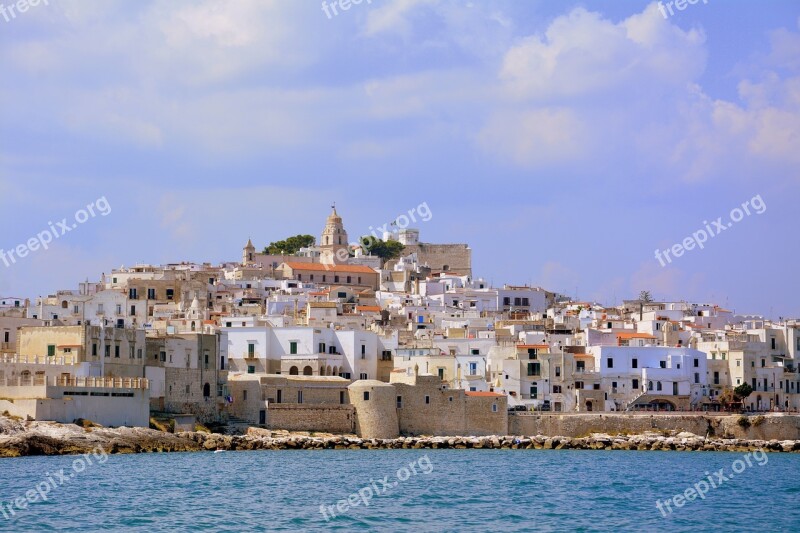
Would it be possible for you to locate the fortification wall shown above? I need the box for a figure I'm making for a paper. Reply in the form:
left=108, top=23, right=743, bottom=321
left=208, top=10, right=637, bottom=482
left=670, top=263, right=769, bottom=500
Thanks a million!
left=509, top=413, right=800, bottom=440
left=267, top=404, right=354, bottom=433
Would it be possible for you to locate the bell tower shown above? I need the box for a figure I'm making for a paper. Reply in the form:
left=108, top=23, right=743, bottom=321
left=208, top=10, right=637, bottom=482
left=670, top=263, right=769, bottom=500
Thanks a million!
left=242, top=238, right=255, bottom=266
left=320, top=205, right=349, bottom=265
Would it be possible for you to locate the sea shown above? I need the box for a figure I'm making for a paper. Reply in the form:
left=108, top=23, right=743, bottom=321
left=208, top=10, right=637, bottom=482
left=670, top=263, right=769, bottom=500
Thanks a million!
left=0, top=449, right=798, bottom=532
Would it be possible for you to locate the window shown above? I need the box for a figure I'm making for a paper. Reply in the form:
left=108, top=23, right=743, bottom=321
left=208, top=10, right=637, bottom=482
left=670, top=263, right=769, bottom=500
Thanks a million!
left=530, top=385, right=537, bottom=399
left=503, top=297, right=510, bottom=306
left=632, top=358, right=638, bottom=369
left=521, top=298, right=529, bottom=306
left=648, top=381, right=653, bottom=391
left=298, top=391, right=304, bottom=404
left=555, top=366, right=561, bottom=377
left=105, top=345, right=111, bottom=358
left=514, top=297, right=521, bottom=306
left=492, top=404, right=498, bottom=413
left=334, top=276, right=340, bottom=283
left=471, top=349, right=479, bottom=355
left=47, top=345, right=55, bottom=357
left=318, top=343, right=326, bottom=353
left=553, top=385, right=562, bottom=393
left=576, top=361, right=585, bottom=372
left=248, top=343, right=255, bottom=357
left=607, top=358, right=613, bottom=369
left=130, top=347, right=135, bottom=359
left=771, top=338, right=776, bottom=350
left=361, top=344, right=366, bottom=356
left=575, top=381, right=584, bottom=390
left=243, top=390, right=248, bottom=401
left=438, top=368, right=444, bottom=379
left=713, top=372, right=720, bottom=385
left=469, top=362, right=477, bottom=375
left=632, top=378, right=639, bottom=390
left=160, top=351, right=166, bottom=362
left=761, top=359, right=766, bottom=368
left=339, top=391, right=345, bottom=404
left=425, top=395, right=430, bottom=404
left=185, top=384, right=190, bottom=394
left=73, top=305, right=79, bottom=314
left=247, top=365, right=255, bottom=374
left=129, top=288, right=138, bottom=300
left=659, top=361, right=666, bottom=369
left=360, top=373, right=367, bottom=380
left=396, top=396, right=403, bottom=408
left=130, top=305, right=136, bottom=315
left=147, top=288, right=156, bottom=299
left=527, top=362, right=540, bottom=376
left=276, top=390, right=282, bottom=404
left=290, top=341, right=298, bottom=355
left=363, top=391, right=370, bottom=401
left=346, top=276, right=351, bottom=283
left=220, top=356, right=225, bottom=370
left=694, top=373, right=700, bottom=384
left=166, top=289, right=174, bottom=300
left=137, top=349, right=143, bottom=359
left=656, top=382, right=662, bottom=391
left=693, top=358, right=699, bottom=368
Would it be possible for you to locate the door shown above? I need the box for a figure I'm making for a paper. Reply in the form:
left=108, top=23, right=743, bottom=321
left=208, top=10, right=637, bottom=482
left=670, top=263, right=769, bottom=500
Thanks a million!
left=259, top=410, right=266, bottom=425
left=672, top=382, right=678, bottom=395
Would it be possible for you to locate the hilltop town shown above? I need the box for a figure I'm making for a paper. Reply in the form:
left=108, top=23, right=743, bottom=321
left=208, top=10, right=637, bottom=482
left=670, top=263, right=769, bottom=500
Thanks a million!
left=1, top=207, right=799, bottom=440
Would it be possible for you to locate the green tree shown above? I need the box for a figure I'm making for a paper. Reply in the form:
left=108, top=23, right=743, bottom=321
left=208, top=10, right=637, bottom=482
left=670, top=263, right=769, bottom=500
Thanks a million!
left=263, top=234, right=315, bottom=255
left=360, top=237, right=405, bottom=261
left=733, top=383, right=754, bottom=401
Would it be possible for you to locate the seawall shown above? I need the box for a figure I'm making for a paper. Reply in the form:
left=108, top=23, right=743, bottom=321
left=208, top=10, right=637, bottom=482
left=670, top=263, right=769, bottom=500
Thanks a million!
left=508, top=413, right=800, bottom=440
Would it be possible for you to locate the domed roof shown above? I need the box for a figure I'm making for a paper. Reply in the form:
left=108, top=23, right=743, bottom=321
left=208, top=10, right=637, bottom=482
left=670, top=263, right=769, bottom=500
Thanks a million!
left=327, top=206, right=342, bottom=224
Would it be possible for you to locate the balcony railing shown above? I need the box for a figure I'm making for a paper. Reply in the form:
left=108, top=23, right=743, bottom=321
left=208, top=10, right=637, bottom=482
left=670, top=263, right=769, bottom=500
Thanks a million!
left=1, top=375, right=149, bottom=389
left=1, top=354, right=78, bottom=365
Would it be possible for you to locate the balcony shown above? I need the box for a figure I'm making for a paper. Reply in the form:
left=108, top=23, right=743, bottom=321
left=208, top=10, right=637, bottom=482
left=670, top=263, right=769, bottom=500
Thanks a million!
left=243, top=352, right=262, bottom=360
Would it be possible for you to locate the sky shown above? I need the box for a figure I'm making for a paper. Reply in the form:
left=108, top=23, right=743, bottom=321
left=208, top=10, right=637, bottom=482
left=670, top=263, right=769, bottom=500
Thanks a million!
left=0, top=0, right=798, bottom=318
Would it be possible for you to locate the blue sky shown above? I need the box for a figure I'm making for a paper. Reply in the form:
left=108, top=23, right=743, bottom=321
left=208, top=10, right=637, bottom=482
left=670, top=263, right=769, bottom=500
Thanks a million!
left=1, top=0, right=798, bottom=318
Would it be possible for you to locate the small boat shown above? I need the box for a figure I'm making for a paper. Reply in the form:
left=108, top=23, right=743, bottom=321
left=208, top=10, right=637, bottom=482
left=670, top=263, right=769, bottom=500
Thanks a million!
left=213, top=449, right=225, bottom=453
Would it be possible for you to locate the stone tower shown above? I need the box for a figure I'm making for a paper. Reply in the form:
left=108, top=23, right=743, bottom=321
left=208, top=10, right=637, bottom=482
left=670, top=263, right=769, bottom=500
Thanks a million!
left=320, top=205, right=349, bottom=265
left=242, top=238, right=255, bottom=266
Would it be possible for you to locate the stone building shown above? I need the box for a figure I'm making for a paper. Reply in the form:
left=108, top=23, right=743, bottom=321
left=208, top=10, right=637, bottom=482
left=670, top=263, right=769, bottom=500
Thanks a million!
left=227, top=374, right=354, bottom=432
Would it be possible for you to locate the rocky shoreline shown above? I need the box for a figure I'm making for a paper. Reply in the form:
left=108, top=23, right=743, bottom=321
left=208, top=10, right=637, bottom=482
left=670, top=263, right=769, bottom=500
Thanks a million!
left=2, top=417, right=799, bottom=457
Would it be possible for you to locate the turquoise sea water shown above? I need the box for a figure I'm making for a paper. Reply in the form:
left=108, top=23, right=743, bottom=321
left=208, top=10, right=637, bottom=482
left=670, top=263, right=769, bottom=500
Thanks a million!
left=1, top=449, right=799, bottom=532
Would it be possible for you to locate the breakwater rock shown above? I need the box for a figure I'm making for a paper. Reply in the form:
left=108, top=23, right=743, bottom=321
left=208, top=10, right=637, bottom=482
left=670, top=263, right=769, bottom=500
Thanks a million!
left=3, top=415, right=800, bottom=457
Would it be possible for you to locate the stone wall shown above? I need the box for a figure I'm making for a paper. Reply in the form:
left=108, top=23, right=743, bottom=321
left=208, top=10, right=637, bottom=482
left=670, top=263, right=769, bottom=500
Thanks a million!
left=402, top=243, right=471, bottom=276
left=465, top=395, right=508, bottom=436
left=509, top=413, right=800, bottom=440
left=267, top=404, right=354, bottom=433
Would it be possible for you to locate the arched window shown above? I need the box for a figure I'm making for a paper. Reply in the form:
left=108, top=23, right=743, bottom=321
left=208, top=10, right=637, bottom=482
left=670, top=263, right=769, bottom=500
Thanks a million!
left=289, top=366, right=299, bottom=375
left=61, top=301, right=68, bottom=309
left=648, top=381, right=653, bottom=391
left=203, top=383, right=211, bottom=397
left=303, top=366, right=313, bottom=376
left=657, top=381, right=663, bottom=391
